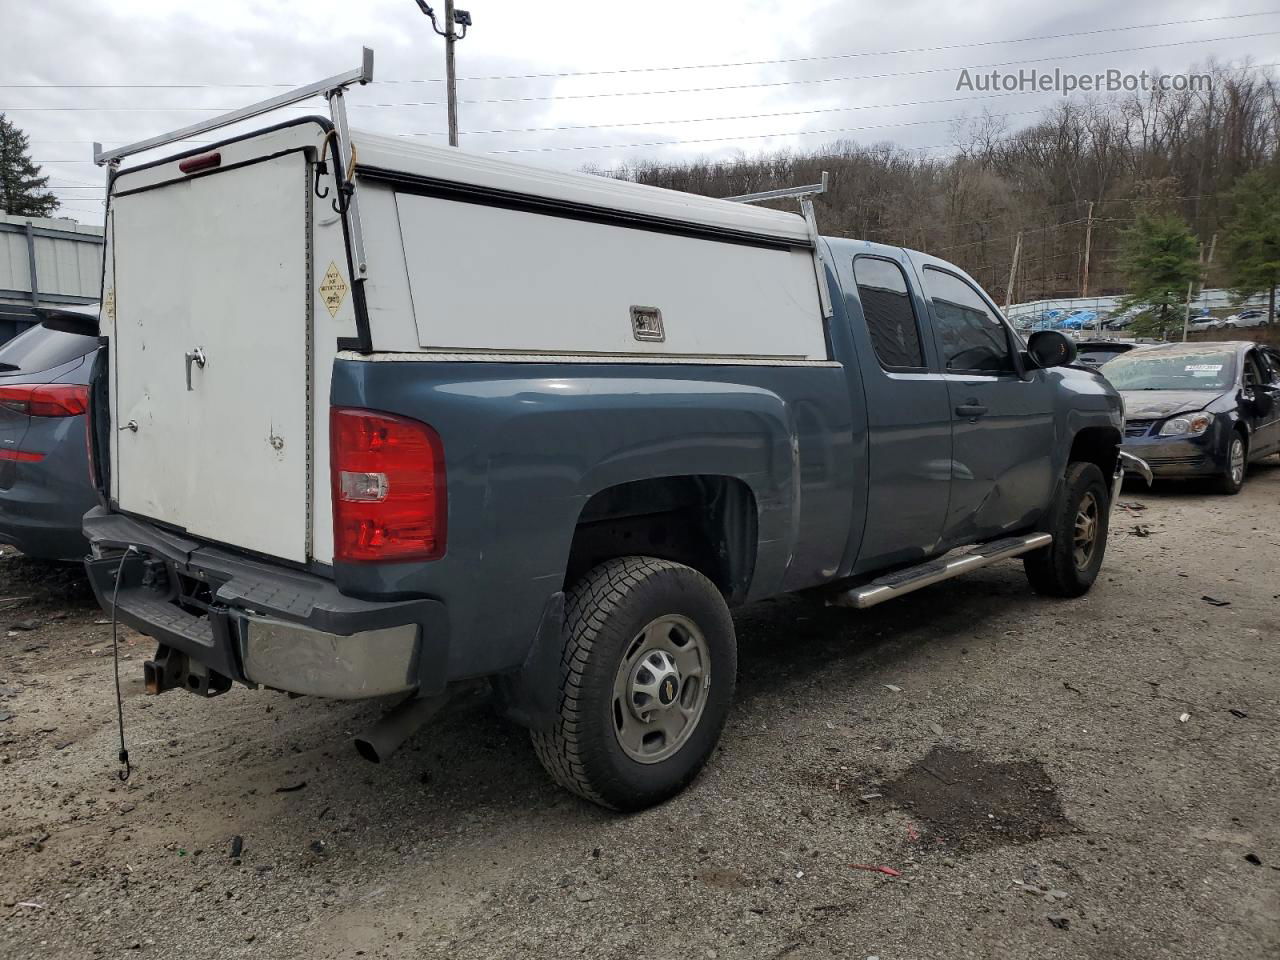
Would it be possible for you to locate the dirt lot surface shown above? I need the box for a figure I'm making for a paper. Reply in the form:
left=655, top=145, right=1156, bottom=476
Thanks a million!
left=2, top=465, right=1278, bottom=960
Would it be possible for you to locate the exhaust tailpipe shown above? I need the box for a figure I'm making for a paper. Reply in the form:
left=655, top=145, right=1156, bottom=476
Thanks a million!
left=354, top=692, right=449, bottom=763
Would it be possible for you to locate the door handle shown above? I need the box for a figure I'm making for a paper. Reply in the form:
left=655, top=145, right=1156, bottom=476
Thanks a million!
left=185, top=347, right=207, bottom=391
left=955, top=402, right=988, bottom=418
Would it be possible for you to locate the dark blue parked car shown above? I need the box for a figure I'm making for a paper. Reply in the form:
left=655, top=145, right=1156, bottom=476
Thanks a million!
left=0, top=311, right=100, bottom=560
left=1107, top=341, right=1280, bottom=494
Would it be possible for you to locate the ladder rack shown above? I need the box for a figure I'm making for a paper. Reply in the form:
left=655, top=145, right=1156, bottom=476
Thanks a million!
left=726, top=172, right=833, bottom=319
left=93, top=48, right=375, bottom=278
left=93, top=48, right=373, bottom=167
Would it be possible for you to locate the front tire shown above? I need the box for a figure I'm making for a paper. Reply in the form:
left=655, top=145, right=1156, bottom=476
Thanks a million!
left=1214, top=431, right=1247, bottom=495
left=1024, top=462, right=1110, bottom=598
left=531, top=556, right=737, bottom=811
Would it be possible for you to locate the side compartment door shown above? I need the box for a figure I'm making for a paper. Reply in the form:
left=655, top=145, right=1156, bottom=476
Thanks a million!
left=914, top=262, right=1056, bottom=546
left=844, top=253, right=952, bottom=573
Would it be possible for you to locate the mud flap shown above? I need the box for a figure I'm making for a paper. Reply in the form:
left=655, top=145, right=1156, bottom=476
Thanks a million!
left=490, top=592, right=565, bottom=733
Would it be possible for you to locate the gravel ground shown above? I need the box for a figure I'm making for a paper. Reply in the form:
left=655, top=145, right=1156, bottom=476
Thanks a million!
left=1, top=463, right=1278, bottom=960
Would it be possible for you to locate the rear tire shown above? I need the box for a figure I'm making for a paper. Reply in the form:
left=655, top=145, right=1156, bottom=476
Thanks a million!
left=530, top=556, right=737, bottom=811
left=1024, top=462, right=1110, bottom=598
left=1213, top=431, right=1247, bottom=495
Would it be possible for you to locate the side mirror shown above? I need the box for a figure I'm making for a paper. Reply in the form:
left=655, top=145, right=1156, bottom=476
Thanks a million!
left=1026, top=330, right=1077, bottom=369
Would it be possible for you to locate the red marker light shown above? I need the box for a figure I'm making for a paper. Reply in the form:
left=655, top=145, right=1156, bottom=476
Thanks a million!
left=178, top=151, right=221, bottom=174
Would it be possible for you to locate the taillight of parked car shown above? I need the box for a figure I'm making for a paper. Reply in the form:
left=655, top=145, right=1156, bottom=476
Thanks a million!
left=0, top=383, right=89, bottom=417
left=330, top=407, right=446, bottom=563
left=0, top=384, right=90, bottom=462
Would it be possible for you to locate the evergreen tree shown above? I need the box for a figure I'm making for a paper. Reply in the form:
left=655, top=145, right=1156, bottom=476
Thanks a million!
left=1221, top=169, right=1280, bottom=325
left=0, top=114, right=58, bottom=217
left=1115, top=212, right=1201, bottom=339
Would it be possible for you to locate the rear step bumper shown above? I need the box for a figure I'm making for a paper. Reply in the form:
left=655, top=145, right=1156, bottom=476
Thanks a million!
left=832, top=533, right=1053, bottom=610
left=82, top=507, right=450, bottom=699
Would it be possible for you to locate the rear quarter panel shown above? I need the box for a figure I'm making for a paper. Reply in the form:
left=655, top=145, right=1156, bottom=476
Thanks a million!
left=330, top=357, right=858, bottom=679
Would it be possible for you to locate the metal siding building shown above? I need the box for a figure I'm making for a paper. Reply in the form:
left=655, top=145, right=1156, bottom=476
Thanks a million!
left=0, top=213, right=103, bottom=342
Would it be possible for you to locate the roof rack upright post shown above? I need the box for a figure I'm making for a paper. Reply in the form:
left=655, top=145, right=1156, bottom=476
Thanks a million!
left=325, top=81, right=368, bottom=278
left=725, top=172, right=833, bottom=319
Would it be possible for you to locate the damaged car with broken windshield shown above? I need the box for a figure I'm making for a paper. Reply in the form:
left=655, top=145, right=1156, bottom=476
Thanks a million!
left=1105, top=342, right=1280, bottom=494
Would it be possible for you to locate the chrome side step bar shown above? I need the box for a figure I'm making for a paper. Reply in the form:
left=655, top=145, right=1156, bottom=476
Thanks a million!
left=832, top=533, right=1053, bottom=610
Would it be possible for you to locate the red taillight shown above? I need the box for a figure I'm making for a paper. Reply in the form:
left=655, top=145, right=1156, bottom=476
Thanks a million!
left=178, top=151, right=221, bottom=174
left=0, top=384, right=89, bottom=417
left=0, top=449, right=43, bottom=462
left=330, top=407, right=446, bottom=563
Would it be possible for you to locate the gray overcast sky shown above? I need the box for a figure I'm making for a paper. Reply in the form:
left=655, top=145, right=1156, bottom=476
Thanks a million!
left=3, top=0, right=1277, bottom=223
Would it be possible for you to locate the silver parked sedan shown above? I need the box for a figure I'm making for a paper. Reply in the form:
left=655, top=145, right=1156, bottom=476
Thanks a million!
left=0, top=313, right=100, bottom=560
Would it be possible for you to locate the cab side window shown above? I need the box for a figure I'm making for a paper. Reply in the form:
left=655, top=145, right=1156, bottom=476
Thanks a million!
left=853, top=257, right=925, bottom=370
left=922, top=267, right=1016, bottom=374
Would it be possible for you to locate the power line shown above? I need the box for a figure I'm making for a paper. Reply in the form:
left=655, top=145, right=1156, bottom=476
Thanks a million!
left=35, top=107, right=1051, bottom=172
left=5, top=30, right=1278, bottom=112
left=432, top=11, right=1280, bottom=82
left=399, top=90, right=1039, bottom=137
left=1, top=10, right=1275, bottom=89
left=26, top=58, right=1280, bottom=152
left=418, top=33, right=1280, bottom=106
left=19, top=89, right=1058, bottom=147
left=486, top=109, right=1049, bottom=155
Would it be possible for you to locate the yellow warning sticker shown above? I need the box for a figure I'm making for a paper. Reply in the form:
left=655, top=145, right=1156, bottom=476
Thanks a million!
left=103, top=287, right=116, bottom=325
left=319, top=261, right=349, bottom=318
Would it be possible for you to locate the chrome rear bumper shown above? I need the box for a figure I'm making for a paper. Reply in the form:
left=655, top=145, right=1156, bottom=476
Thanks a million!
left=1113, top=451, right=1153, bottom=509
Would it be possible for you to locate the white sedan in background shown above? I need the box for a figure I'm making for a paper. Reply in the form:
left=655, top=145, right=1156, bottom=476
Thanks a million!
left=1221, top=309, right=1271, bottom=329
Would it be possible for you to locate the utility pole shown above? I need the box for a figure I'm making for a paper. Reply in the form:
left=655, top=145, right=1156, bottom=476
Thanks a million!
left=444, top=0, right=459, bottom=146
left=1080, top=201, right=1094, bottom=298
left=413, top=1, right=472, bottom=147
left=1182, top=232, right=1219, bottom=341
left=1005, top=231, right=1023, bottom=311
left=1182, top=239, right=1211, bottom=343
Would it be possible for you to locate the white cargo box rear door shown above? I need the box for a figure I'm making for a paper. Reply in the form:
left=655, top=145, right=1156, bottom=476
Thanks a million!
left=110, top=152, right=312, bottom=562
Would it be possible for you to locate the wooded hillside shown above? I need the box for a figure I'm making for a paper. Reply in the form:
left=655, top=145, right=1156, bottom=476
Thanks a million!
left=599, top=62, right=1280, bottom=305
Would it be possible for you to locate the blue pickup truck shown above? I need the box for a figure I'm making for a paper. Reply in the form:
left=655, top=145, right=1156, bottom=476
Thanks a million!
left=79, top=93, right=1135, bottom=810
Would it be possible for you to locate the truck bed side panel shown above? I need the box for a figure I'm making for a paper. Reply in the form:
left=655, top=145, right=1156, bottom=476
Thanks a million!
left=329, top=357, right=859, bottom=681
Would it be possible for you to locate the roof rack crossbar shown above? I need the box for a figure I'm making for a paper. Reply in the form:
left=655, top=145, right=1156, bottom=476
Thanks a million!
left=93, top=48, right=374, bottom=167
left=723, top=171, right=829, bottom=205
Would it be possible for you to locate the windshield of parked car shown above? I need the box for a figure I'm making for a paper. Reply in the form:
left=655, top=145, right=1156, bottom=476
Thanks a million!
left=1102, top=348, right=1236, bottom=391
left=0, top=324, right=98, bottom=374
left=1077, top=345, right=1130, bottom=365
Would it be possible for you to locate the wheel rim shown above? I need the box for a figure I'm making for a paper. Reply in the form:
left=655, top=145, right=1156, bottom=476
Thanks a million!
left=1230, top=438, right=1245, bottom=484
left=612, top=614, right=711, bottom=764
left=1073, top=491, right=1099, bottom=570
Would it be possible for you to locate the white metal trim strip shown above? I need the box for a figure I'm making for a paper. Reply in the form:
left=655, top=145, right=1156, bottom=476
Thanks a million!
left=337, top=350, right=842, bottom=367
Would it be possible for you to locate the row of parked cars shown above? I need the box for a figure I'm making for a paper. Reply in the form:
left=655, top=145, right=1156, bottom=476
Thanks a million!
left=1019, top=306, right=1273, bottom=334
left=1189, top=309, right=1273, bottom=332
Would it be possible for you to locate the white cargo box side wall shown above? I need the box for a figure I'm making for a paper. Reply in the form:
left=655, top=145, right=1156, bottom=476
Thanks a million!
left=393, top=195, right=826, bottom=358
left=351, top=135, right=828, bottom=360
